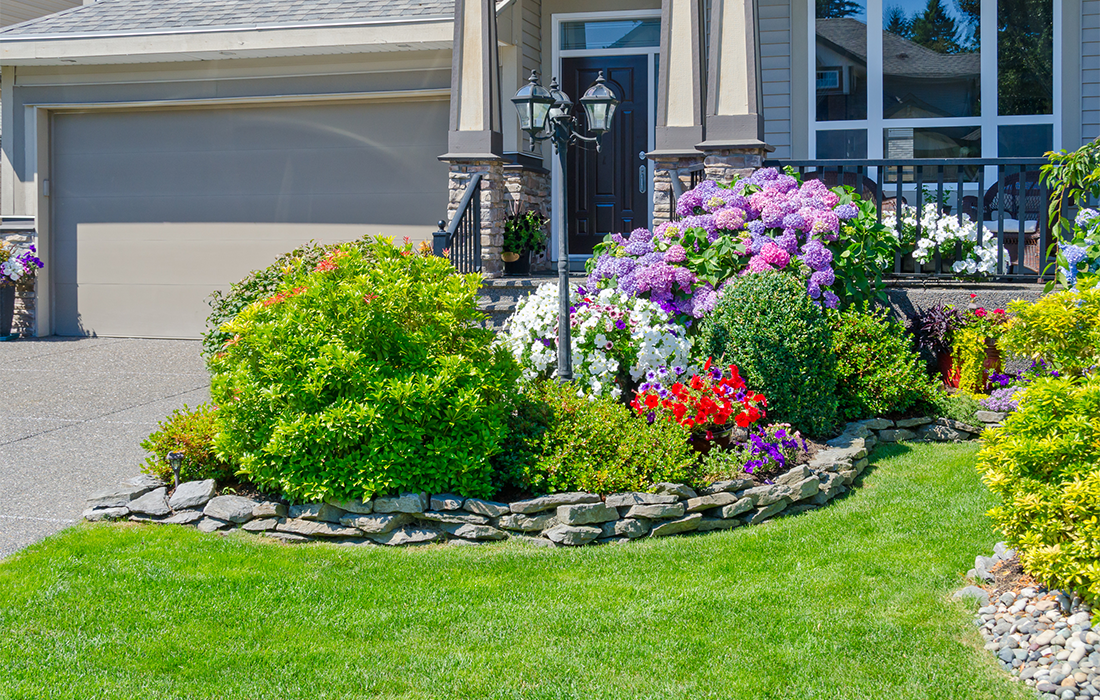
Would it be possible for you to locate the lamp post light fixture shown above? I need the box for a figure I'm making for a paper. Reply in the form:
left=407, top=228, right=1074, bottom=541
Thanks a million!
left=167, top=451, right=184, bottom=489
left=510, top=70, right=620, bottom=382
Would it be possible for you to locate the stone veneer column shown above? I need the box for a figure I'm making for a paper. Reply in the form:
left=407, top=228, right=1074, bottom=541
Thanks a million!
left=0, top=228, right=37, bottom=336
left=703, top=147, right=768, bottom=183
left=447, top=159, right=505, bottom=278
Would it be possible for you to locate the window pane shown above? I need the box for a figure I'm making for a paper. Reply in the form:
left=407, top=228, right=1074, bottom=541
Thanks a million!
left=998, top=124, right=1053, bottom=156
left=817, top=129, right=868, bottom=158
left=998, top=0, right=1053, bottom=115
left=882, top=0, right=980, bottom=118
left=561, top=20, right=661, bottom=50
left=816, top=0, right=868, bottom=121
left=884, top=125, right=981, bottom=158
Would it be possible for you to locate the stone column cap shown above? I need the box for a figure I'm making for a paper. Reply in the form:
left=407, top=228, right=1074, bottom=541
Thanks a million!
left=696, top=139, right=774, bottom=152
left=646, top=148, right=706, bottom=159
left=438, top=152, right=506, bottom=162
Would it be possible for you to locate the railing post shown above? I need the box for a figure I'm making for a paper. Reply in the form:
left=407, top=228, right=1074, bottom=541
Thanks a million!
left=433, top=220, right=449, bottom=257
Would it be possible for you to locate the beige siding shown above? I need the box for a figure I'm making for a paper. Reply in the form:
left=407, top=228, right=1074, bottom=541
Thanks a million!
left=760, top=0, right=793, bottom=159
left=1, top=0, right=81, bottom=27
left=1084, top=0, right=1100, bottom=144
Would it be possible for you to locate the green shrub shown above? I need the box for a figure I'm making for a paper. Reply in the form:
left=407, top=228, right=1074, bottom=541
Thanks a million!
left=140, top=403, right=235, bottom=483
left=827, top=304, right=935, bottom=420
left=922, top=390, right=981, bottom=426
left=977, top=376, right=1100, bottom=607
left=202, top=236, right=376, bottom=360
left=209, top=237, right=520, bottom=502
left=498, top=381, right=699, bottom=495
left=1000, top=277, right=1100, bottom=377
left=698, top=272, right=838, bottom=436
left=490, top=390, right=554, bottom=493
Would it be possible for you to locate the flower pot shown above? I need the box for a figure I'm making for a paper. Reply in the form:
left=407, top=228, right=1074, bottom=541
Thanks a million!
left=981, top=338, right=1002, bottom=391
left=0, top=285, right=14, bottom=339
left=501, top=252, right=521, bottom=263
left=936, top=351, right=960, bottom=389
left=687, top=425, right=739, bottom=457
left=504, top=252, right=531, bottom=276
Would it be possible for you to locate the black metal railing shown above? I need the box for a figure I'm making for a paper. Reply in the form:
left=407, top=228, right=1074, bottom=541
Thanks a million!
left=434, top=173, right=483, bottom=273
left=669, top=164, right=707, bottom=215
left=765, top=158, right=1056, bottom=282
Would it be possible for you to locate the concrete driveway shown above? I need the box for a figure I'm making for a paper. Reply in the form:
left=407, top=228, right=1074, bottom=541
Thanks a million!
left=0, top=337, right=209, bottom=558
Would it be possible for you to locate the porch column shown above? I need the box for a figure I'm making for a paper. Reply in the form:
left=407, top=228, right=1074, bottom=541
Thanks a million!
left=697, top=0, right=771, bottom=181
left=440, top=0, right=506, bottom=277
left=650, top=0, right=707, bottom=224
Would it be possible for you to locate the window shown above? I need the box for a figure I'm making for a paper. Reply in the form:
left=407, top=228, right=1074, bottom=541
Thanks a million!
left=812, top=0, right=1056, bottom=159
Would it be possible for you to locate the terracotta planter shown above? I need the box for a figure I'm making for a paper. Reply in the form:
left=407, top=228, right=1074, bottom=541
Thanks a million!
left=936, top=351, right=960, bottom=389
left=0, top=285, right=14, bottom=339
left=981, top=338, right=1002, bottom=391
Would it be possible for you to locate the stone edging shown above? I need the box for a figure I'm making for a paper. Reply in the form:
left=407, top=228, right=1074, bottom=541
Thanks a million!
left=81, top=417, right=982, bottom=548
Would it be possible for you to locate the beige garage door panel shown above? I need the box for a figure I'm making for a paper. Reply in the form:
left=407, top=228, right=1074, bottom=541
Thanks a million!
left=52, top=100, right=449, bottom=339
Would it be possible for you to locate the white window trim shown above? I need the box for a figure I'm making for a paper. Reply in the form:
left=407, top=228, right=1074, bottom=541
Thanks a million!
left=550, top=9, right=661, bottom=263
left=806, top=0, right=1062, bottom=160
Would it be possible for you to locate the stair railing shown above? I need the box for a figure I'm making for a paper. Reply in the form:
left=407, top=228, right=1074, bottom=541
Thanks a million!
left=433, top=173, right=483, bottom=273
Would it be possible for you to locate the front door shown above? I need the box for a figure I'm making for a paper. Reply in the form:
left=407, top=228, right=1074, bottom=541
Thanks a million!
left=562, top=55, right=649, bottom=256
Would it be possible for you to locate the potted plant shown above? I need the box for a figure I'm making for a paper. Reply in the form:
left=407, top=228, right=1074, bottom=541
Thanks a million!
left=502, top=208, right=548, bottom=275
left=0, top=242, right=43, bottom=340
left=951, top=296, right=1011, bottom=394
left=910, top=303, right=963, bottom=388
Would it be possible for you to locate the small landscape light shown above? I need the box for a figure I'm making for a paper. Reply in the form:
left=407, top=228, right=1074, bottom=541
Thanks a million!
left=167, top=451, right=184, bottom=488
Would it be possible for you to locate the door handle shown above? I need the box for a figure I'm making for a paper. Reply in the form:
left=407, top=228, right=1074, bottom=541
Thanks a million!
left=639, top=164, right=647, bottom=193
left=638, top=150, right=647, bottom=161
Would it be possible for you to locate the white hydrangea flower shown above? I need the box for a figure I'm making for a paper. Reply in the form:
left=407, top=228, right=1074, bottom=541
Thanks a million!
left=885, top=202, right=1008, bottom=276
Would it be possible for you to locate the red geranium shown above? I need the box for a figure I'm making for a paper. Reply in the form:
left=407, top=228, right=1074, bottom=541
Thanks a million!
left=631, top=358, right=767, bottom=436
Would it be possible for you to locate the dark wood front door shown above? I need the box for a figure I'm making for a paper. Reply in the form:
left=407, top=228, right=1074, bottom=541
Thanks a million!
left=562, top=55, right=649, bottom=256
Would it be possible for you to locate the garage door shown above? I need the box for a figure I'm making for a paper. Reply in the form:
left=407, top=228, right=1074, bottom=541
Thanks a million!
left=51, top=99, right=449, bottom=339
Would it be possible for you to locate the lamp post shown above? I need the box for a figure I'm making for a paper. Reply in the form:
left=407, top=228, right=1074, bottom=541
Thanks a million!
left=511, top=70, right=620, bottom=382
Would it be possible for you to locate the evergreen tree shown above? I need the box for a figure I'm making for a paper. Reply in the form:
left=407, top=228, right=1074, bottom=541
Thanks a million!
left=816, top=0, right=863, bottom=19
left=910, top=0, right=962, bottom=53
left=884, top=5, right=911, bottom=39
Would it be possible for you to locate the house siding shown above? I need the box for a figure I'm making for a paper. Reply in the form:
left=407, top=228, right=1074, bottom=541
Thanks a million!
left=760, top=0, right=793, bottom=159
left=1084, top=0, right=1100, bottom=144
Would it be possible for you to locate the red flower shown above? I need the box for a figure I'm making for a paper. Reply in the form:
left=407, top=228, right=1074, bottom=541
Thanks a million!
left=363, top=293, right=379, bottom=304
left=993, top=308, right=1006, bottom=315
left=672, top=403, right=688, bottom=421
left=315, top=259, right=337, bottom=273
left=644, top=394, right=659, bottom=409
left=703, top=357, right=712, bottom=371
left=975, top=308, right=988, bottom=318
left=970, top=294, right=977, bottom=299
left=735, top=412, right=751, bottom=428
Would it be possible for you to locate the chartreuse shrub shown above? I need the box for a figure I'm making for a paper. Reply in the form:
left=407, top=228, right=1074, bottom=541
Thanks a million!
left=209, top=237, right=520, bottom=502
left=826, top=304, right=935, bottom=420
left=1000, top=276, right=1100, bottom=377
left=494, top=381, right=699, bottom=495
left=699, top=272, right=838, bottom=436
left=140, top=403, right=235, bottom=483
left=977, top=376, right=1100, bottom=607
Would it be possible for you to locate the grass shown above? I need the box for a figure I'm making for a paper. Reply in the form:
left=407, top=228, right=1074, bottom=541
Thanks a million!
left=0, top=442, right=1028, bottom=700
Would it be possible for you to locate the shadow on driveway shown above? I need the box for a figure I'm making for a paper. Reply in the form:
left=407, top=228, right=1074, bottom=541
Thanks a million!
left=0, top=337, right=209, bottom=558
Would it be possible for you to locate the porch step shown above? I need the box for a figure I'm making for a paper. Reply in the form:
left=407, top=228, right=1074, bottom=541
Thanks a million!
left=476, top=274, right=587, bottom=330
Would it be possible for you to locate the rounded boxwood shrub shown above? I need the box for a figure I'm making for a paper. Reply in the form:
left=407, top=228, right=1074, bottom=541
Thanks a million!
left=208, top=237, right=520, bottom=502
left=698, top=272, right=838, bottom=436
left=827, top=304, right=935, bottom=420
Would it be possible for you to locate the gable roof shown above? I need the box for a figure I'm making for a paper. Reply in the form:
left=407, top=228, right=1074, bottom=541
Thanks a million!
left=817, top=17, right=980, bottom=81
left=0, top=0, right=455, bottom=39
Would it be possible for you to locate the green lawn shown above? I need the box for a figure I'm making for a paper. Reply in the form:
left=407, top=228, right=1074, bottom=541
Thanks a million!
left=0, top=443, right=1028, bottom=700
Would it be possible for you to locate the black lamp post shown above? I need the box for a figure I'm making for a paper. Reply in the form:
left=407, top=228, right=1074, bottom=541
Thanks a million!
left=511, top=70, right=620, bottom=381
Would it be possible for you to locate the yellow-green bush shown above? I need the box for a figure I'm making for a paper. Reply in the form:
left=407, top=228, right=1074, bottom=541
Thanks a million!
left=1000, top=276, right=1100, bottom=376
left=977, top=376, right=1100, bottom=606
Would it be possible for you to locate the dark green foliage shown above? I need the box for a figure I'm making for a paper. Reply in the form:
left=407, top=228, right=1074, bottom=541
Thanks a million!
left=827, top=188, right=899, bottom=308
left=202, top=237, right=375, bottom=360
left=497, top=381, right=700, bottom=495
left=490, top=391, right=554, bottom=493
left=209, top=237, right=520, bottom=502
left=827, top=305, right=936, bottom=420
left=699, top=272, right=839, bottom=437
left=140, top=404, right=235, bottom=483
left=922, top=389, right=981, bottom=426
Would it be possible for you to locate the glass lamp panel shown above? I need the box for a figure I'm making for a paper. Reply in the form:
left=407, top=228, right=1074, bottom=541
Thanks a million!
left=584, top=102, right=610, bottom=132
left=532, top=101, right=552, bottom=131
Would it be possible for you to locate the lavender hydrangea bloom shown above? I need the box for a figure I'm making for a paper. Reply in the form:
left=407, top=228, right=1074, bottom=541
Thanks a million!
left=714, top=207, right=747, bottom=231
left=782, top=212, right=806, bottom=231
left=746, top=220, right=767, bottom=236
left=1076, top=208, right=1100, bottom=227
left=676, top=190, right=704, bottom=216
left=807, top=280, right=822, bottom=299
left=664, top=244, right=687, bottom=263
left=800, top=239, right=833, bottom=270
left=680, top=214, right=718, bottom=237
left=776, top=230, right=800, bottom=255
left=748, top=167, right=780, bottom=185
left=690, top=284, right=719, bottom=317
left=823, top=290, right=840, bottom=309
left=810, top=268, right=836, bottom=287
left=980, top=386, right=1023, bottom=412
left=835, top=203, right=859, bottom=220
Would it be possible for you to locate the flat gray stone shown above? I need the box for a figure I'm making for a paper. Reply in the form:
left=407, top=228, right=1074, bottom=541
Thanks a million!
left=810, top=484, right=844, bottom=506
left=430, top=493, right=465, bottom=511
left=954, top=585, right=991, bottom=606
left=125, top=474, right=165, bottom=489
left=717, top=497, right=754, bottom=519
left=498, top=512, right=558, bottom=532
left=373, top=492, right=428, bottom=514
left=82, top=506, right=129, bottom=522
left=775, top=466, right=812, bottom=486
left=368, top=525, right=444, bottom=546
left=623, top=503, right=685, bottom=520
left=857, top=418, right=894, bottom=430
left=600, top=518, right=650, bottom=539
left=976, top=410, right=1007, bottom=423
left=746, top=498, right=789, bottom=525
left=697, top=517, right=742, bottom=532
left=162, top=509, right=203, bottom=525
left=974, top=555, right=997, bottom=581
left=324, top=497, right=373, bottom=515
left=242, top=517, right=279, bottom=532
left=557, top=502, right=619, bottom=525
left=463, top=498, right=511, bottom=517
left=877, top=428, right=916, bottom=443
left=203, top=495, right=258, bottom=523
left=128, top=487, right=171, bottom=517
left=168, top=479, right=217, bottom=510
left=252, top=502, right=287, bottom=518
left=650, top=513, right=702, bottom=537
left=288, top=502, right=345, bottom=523
left=792, top=476, right=821, bottom=501
left=511, top=492, right=601, bottom=514
left=197, top=517, right=231, bottom=533
left=917, top=424, right=967, bottom=442
left=265, top=531, right=309, bottom=542
left=741, top=483, right=791, bottom=507
left=440, top=523, right=507, bottom=541
left=683, top=492, right=740, bottom=513
left=544, top=524, right=601, bottom=546
left=654, top=482, right=697, bottom=499
left=935, top=417, right=982, bottom=434
left=698, top=479, right=754, bottom=496
left=277, top=518, right=360, bottom=538
left=86, top=482, right=155, bottom=509
left=340, top=513, right=413, bottom=534
left=894, top=416, right=932, bottom=428
left=604, top=492, right=679, bottom=508
left=419, top=510, right=490, bottom=525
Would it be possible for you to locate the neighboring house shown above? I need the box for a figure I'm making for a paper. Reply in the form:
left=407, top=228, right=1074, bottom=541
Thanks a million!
left=1, top=0, right=83, bottom=28
left=0, top=0, right=1094, bottom=339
